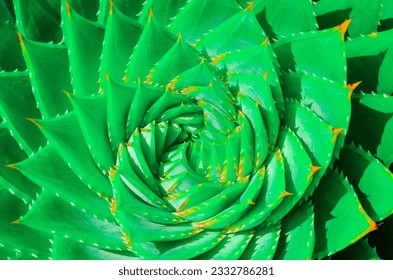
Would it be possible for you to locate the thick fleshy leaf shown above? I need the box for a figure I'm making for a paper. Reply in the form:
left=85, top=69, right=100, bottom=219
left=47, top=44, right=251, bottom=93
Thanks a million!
left=0, top=71, right=44, bottom=154
left=315, top=0, right=382, bottom=38
left=337, top=144, right=393, bottom=221
left=346, top=93, right=393, bottom=166
left=346, top=29, right=393, bottom=95
left=61, top=1, right=104, bottom=95
left=312, top=170, right=377, bottom=259
left=254, top=0, right=318, bottom=39
left=18, top=36, right=72, bottom=118
left=274, top=203, right=315, bottom=260
left=273, top=26, right=347, bottom=84
left=20, top=190, right=128, bottom=251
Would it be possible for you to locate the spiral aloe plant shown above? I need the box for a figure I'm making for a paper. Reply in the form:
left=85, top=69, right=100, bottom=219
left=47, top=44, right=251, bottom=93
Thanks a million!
left=1, top=0, right=393, bottom=260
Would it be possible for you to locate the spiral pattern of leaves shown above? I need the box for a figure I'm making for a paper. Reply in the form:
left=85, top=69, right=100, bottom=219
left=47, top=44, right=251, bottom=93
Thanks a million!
left=1, top=0, right=393, bottom=260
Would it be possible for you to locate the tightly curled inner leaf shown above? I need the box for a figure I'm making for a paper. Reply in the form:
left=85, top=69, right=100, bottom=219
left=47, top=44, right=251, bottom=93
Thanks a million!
left=1, top=0, right=393, bottom=260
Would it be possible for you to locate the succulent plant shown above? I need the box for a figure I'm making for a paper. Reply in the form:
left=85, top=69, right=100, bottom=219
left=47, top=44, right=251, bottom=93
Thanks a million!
left=1, top=0, right=393, bottom=260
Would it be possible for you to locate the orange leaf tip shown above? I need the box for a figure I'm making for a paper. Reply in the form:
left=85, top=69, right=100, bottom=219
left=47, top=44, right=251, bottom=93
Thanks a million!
left=262, top=37, right=269, bottom=46
left=211, top=53, right=227, bottom=66
left=345, top=81, right=361, bottom=100
left=181, top=85, right=198, bottom=94
left=103, top=71, right=110, bottom=82
left=110, top=197, right=117, bottom=214
left=26, top=118, right=43, bottom=130
left=16, top=32, right=27, bottom=53
left=65, top=1, right=71, bottom=17
left=247, top=200, right=256, bottom=205
left=6, top=164, right=19, bottom=170
left=331, top=127, right=344, bottom=142
left=307, top=165, right=321, bottom=180
left=122, top=73, right=129, bottom=84
left=109, top=0, right=113, bottom=16
left=263, top=71, right=269, bottom=81
left=174, top=208, right=195, bottom=217
left=245, top=0, right=254, bottom=12
left=148, top=7, right=153, bottom=23
left=335, top=19, right=352, bottom=40
left=16, top=32, right=23, bottom=43
left=177, top=198, right=190, bottom=211
left=109, top=166, right=118, bottom=181
left=279, top=191, right=293, bottom=198
left=63, top=90, right=71, bottom=99
left=192, top=220, right=215, bottom=228
left=177, top=32, right=182, bottom=43
left=122, top=230, right=132, bottom=248
left=275, top=149, right=283, bottom=162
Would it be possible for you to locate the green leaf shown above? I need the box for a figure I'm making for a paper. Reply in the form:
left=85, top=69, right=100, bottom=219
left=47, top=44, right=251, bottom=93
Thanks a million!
left=273, top=27, right=347, bottom=84
left=18, top=36, right=72, bottom=118
left=346, top=93, right=393, bottom=166
left=312, top=170, right=377, bottom=259
left=314, top=0, right=382, bottom=38
left=14, top=145, right=114, bottom=221
left=13, top=0, right=62, bottom=42
left=20, top=190, right=128, bottom=251
left=101, top=4, right=142, bottom=83
left=61, top=1, right=105, bottom=96
left=32, top=113, right=113, bottom=197
left=52, top=237, right=140, bottom=260
left=265, top=128, right=314, bottom=224
left=197, top=6, right=267, bottom=57
left=331, top=239, right=380, bottom=260
left=124, top=15, right=176, bottom=84
left=169, top=0, right=242, bottom=44
left=240, top=225, right=280, bottom=260
left=68, top=93, right=115, bottom=171
left=254, top=0, right=318, bottom=39
left=274, top=203, right=315, bottom=260
left=337, top=144, right=393, bottom=221
left=0, top=21, right=26, bottom=71
left=346, top=29, right=393, bottom=95
left=196, top=231, right=254, bottom=260
left=138, top=0, right=187, bottom=26
left=0, top=71, right=45, bottom=154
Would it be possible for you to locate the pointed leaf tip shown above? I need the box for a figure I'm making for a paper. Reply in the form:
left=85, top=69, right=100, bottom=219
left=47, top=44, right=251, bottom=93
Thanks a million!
left=63, top=90, right=72, bottom=99
left=262, top=37, right=269, bottom=46
left=110, top=197, right=117, bottom=214
left=244, top=0, right=254, bottom=12
left=109, top=0, right=113, bottom=16
left=280, top=191, right=293, bottom=198
left=26, top=118, right=43, bottom=130
left=177, top=33, right=182, bottom=43
left=335, top=19, right=352, bottom=40
left=5, top=164, right=20, bottom=170
left=103, top=71, right=110, bottom=82
left=345, top=81, right=361, bottom=100
left=65, top=1, right=71, bottom=17
left=148, top=7, right=153, bottom=23
left=16, top=31, right=23, bottom=43
left=331, top=127, right=344, bottom=142
left=11, top=219, right=21, bottom=224
left=307, top=165, right=321, bottom=180
left=122, top=230, right=132, bottom=248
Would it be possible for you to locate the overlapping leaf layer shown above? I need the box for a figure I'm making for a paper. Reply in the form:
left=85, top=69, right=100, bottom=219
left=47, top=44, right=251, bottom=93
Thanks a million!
left=0, top=0, right=393, bottom=260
